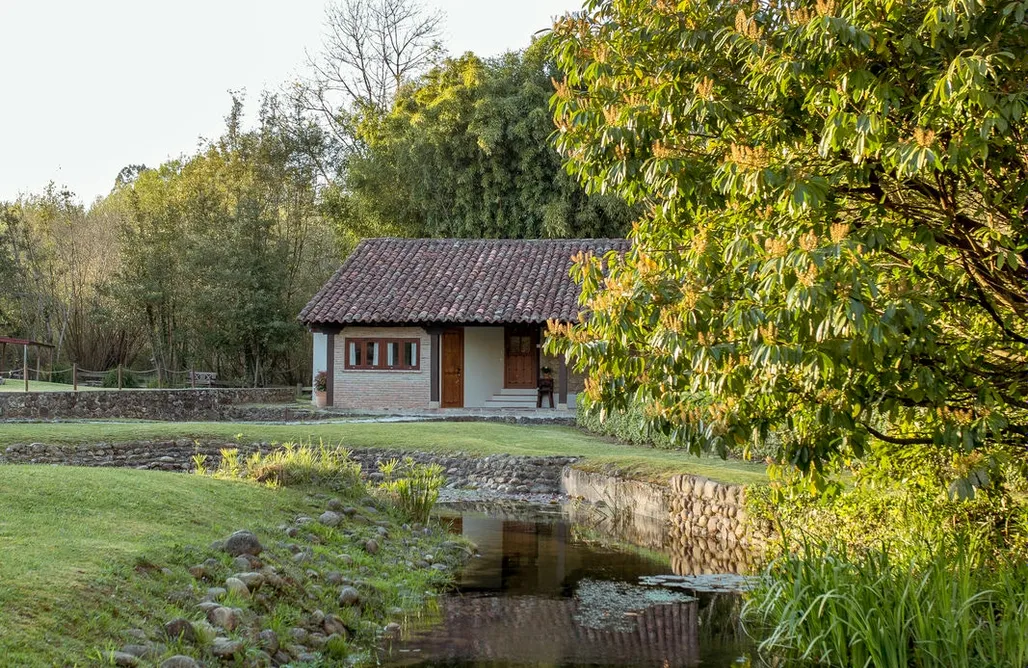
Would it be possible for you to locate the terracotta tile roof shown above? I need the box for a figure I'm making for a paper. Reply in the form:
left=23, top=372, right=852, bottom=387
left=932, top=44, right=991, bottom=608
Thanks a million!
left=299, top=238, right=630, bottom=326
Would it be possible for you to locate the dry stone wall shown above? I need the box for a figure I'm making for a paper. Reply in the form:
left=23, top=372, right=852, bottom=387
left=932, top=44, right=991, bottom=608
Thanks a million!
left=666, top=474, right=763, bottom=575
left=0, top=440, right=576, bottom=495
left=0, top=388, right=297, bottom=421
left=561, top=468, right=767, bottom=575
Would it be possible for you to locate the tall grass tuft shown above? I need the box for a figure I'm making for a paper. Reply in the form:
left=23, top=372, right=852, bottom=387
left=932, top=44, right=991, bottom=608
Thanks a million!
left=743, top=536, right=1028, bottom=668
left=200, top=440, right=364, bottom=495
left=376, top=457, right=446, bottom=523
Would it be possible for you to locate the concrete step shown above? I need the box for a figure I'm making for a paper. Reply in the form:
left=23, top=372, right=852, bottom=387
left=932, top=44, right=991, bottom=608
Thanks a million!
left=484, top=397, right=540, bottom=408
left=482, top=402, right=543, bottom=409
left=486, top=393, right=537, bottom=402
left=492, top=388, right=537, bottom=396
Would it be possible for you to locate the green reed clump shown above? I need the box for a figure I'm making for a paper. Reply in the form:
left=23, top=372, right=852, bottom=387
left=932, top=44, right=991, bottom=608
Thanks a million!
left=201, top=440, right=364, bottom=495
left=743, top=536, right=1028, bottom=668
left=376, top=457, right=445, bottom=523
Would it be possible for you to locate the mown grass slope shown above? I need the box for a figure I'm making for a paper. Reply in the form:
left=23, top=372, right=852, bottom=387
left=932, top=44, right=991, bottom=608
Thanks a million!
left=0, top=466, right=313, bottom=663
left=0, top=420, right=768, bottom=485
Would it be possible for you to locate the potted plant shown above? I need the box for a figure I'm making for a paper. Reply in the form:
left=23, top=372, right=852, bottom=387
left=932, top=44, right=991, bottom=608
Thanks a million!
left=314, top=371, right=329, bottom=408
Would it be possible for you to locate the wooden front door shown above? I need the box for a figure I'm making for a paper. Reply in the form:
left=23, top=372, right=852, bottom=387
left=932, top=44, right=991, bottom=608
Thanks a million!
left=441, top=328, right=464, bottom=408
left=504, top=325, right=538, bottom=389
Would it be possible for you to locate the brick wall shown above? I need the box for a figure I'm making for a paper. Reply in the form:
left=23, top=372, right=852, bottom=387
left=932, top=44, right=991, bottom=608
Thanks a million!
left=541, top=351, right=587, bottom=394
left=333, top=326, right=432, bottom=409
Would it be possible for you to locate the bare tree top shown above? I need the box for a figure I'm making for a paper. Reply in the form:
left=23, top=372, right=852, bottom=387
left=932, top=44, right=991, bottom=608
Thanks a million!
left=310, top=0, right=444, bottom=114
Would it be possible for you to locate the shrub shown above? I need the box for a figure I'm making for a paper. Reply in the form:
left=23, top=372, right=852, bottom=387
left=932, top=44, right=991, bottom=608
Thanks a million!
left=314, top=371, right=328, bottom=392
left=376, top=458, right=445, bottom=523
left=577, top=400, right=779, bottom=460
left=48, top=368, right=73, bottom=385
left=100, top=368, right=139, bottom=388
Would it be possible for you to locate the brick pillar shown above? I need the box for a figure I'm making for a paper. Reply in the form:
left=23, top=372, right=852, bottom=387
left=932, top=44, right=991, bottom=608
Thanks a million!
left=429, top=328, right=441, bottom=407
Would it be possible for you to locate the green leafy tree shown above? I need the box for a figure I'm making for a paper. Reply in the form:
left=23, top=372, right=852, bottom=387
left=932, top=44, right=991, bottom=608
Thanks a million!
left=111, top=94, right=340, bottom=385
left=548, top=0, right=1028, bottom=491
left=346, top=43, right=633, bottom=239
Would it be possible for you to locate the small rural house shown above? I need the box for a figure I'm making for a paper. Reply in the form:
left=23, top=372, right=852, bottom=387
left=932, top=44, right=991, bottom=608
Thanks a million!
left=300, top=238, right=629, bottom=411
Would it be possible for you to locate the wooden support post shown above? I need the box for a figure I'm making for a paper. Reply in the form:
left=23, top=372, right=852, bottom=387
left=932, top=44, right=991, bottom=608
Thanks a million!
left=73, top=364, right=78, bottom=392
left=190, top=369, right=196, bottom=389
left=118, top=364, right=123, bottom=390
left=35, top=352, right=40, bottom=385
left=23, top=344, right=29, bottom=392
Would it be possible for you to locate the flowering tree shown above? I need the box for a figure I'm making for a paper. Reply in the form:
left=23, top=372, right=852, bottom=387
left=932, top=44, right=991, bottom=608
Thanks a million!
left=547, top=0, right=1028, bottom=492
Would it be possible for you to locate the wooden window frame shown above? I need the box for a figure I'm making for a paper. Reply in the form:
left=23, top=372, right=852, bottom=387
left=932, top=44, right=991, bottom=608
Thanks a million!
left=344, top=337, right=421, bottom=371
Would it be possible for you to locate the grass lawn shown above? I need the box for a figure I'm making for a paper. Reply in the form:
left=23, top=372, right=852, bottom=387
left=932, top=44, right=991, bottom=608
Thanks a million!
left=0, top=420, right=767, bottom=486
left=0, top=466, right=311, bottom=663
left=0, top=463, right=461, bottom=665
left=0, top=380, right=105, bottom=392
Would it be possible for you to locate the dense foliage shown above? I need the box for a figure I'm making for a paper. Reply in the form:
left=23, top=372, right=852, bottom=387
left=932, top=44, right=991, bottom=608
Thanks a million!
left=548, top=0, right=1028, bottom=493
left=346, top=43, right=633, bottom=239
left=0, top=96, right=344, bottom=385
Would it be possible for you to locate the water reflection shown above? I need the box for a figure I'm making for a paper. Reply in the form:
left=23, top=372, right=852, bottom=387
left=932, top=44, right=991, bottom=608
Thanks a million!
left=381, top=504, right=754, bottom=667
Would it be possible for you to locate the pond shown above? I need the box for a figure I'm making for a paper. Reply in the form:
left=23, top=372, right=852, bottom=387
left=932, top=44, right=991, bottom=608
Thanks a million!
left=380, top=501, right=757, bottom=667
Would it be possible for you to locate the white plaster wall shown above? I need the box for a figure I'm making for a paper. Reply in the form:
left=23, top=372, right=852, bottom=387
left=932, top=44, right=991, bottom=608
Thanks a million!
left=463, top=327, right=504, bottom=407
left=311, top=332, right=328, bottom=406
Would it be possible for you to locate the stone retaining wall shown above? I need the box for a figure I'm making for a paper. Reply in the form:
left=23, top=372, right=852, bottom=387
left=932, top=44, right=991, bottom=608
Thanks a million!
left=666, top=473, right=763, bottom=575
left=0, top=388, right=296, bottom=421
left=561, top=468, right=766, bottom=575
left=0, top=440, right=576, bottom=495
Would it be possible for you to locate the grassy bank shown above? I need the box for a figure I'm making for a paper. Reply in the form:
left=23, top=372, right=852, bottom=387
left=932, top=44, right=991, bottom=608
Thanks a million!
left=0, top=462, right=462, bottom=666
left=0, top=420, right=767, bottom=486
left=0, top=380, right=104, bottom=392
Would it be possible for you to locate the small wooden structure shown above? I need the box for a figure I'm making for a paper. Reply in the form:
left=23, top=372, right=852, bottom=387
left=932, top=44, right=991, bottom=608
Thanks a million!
left=0, top=336, right=55, bottom=392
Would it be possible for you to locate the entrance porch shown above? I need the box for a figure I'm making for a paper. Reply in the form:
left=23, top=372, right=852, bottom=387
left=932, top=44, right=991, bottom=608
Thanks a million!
left=314, top=323, right=580, bottom=412
left=436, top=324, right=577, bottom=410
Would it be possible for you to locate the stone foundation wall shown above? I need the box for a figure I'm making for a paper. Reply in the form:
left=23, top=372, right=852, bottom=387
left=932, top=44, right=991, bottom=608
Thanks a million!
left=561, top=468, right=766, bottom=575
left=0, top=440, right=576, bottom=495
left=666, top=474, right=762, bottom=575
left=0, top=388, right=297, bottom=421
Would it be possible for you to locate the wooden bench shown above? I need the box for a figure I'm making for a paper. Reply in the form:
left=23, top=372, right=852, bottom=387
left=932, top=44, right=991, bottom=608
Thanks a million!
left=189, top=371, right=217, bottom=388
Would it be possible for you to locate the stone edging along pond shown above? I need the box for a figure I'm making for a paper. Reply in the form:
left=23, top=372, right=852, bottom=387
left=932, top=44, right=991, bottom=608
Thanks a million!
left=561, top=468, right=769, bottom=575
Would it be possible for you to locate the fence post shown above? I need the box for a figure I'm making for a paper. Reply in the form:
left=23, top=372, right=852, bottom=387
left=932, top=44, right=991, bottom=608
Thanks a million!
left=73, top=364, right=78, bottom=392
left=191, top=369, right=196, bottom=389
left=23, top=344, right=28, bottom=392
left=118, top=364, right=123, bottom=390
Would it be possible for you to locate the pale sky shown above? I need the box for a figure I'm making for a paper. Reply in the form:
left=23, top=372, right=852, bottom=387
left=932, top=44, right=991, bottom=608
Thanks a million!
left=0, top=0, right=581, bottom=205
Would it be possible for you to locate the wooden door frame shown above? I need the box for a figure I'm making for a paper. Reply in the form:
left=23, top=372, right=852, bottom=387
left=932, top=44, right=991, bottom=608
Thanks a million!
left=441, top=327, right=464, bottom=408
left=503, top=324, right=539, bottom=390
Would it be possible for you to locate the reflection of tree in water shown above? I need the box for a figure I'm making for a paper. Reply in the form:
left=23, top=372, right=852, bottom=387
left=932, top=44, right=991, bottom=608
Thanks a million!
left=391, top=593, right=702, bottom=667
left=697, top=592, right=750, bottom=657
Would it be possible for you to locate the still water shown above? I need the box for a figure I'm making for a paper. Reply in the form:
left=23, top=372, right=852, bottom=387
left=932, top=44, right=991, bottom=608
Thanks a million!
left=380, top=502, right=755, bottom=667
